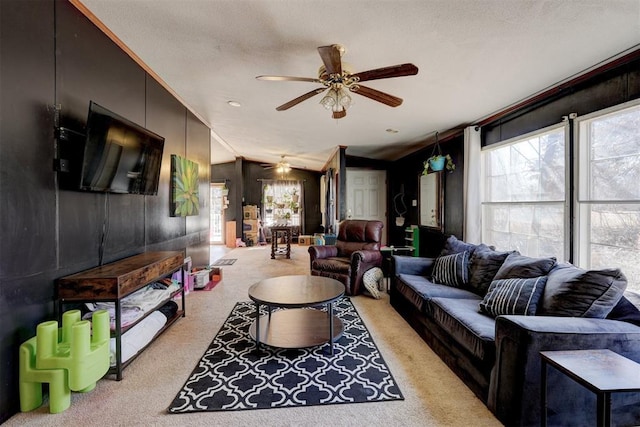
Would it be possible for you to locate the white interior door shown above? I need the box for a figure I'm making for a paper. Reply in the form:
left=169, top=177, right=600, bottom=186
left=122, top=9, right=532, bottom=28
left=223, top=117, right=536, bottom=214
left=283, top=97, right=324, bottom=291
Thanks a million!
left=346, top=169, right=387, bottom=244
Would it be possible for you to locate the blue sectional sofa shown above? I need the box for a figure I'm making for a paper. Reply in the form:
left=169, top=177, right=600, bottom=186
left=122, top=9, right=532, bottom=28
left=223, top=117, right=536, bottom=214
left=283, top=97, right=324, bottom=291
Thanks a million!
left=390, top=235, right=640, bottom=426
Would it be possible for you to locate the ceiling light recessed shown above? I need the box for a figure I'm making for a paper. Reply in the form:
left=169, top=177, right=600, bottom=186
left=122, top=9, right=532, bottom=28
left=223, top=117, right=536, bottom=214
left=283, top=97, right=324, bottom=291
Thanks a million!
left=386, top=128, right=399, bottom=133
left=227, top=100, right=241, bottom=107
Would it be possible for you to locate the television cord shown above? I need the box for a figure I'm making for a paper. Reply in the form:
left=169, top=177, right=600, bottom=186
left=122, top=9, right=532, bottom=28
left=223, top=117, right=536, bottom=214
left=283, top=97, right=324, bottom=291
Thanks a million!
left=98, top=193, right=110, bottom=266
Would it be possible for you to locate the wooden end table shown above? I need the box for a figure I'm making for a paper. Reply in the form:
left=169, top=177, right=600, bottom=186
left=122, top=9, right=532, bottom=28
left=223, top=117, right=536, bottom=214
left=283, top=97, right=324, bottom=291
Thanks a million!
left=541, top=349, right=640, bottom=427
left=380, top=246, right=414, bottom=292
left=270, top=224, right=292, bottom=259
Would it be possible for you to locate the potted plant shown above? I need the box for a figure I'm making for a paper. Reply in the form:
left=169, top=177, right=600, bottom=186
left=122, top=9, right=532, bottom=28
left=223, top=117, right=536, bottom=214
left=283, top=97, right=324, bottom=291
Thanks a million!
left=290, top=201, right=299, bottom=214
left=423, top=154, right=455, bottom=173
left=423, top=131, right=455, bottom=173
left=291, top=188, right=299, bottom=203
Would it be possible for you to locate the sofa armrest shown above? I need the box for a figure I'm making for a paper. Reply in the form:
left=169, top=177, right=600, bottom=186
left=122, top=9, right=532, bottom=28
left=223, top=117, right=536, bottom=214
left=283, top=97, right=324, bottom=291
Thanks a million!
left=391, top=255, right=435, bottom=276
left=308, top=245, right=338, bottom=261
left=490, top=315, right=640, bottom=427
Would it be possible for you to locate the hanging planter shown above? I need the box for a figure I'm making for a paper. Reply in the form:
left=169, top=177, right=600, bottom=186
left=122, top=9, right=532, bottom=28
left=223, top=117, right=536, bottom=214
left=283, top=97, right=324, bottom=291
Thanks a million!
left=423, top=131, right=455, bottom=174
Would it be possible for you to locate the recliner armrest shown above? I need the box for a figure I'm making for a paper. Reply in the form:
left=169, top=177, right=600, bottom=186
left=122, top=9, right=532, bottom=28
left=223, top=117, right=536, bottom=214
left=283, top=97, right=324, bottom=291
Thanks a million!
left=308, top=245, right=338, bottom=261
left=352, top=249, right=382, bottom=264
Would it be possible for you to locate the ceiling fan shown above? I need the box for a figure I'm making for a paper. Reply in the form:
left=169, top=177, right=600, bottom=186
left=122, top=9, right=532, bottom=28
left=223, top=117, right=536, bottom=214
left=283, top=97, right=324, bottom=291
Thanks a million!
left=256, top=44, right=418, bottom=119
left=261, top=155, right=292, bottom=174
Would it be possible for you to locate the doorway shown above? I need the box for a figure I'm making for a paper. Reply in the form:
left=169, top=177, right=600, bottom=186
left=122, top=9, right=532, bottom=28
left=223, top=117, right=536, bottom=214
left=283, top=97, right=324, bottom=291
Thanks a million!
left=209, top=183, right=225, bottom=244
left=346, top=169, right=387, bottom=244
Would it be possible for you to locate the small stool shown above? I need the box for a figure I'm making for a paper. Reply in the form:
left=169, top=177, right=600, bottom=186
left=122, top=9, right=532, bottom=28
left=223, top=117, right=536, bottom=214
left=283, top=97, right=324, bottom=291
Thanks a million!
left=19, top=309, right=110, bottom=413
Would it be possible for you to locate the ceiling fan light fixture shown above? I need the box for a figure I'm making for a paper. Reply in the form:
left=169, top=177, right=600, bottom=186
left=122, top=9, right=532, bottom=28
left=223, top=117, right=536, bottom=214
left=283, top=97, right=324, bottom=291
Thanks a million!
left=276, top=163, right=291, bottom=174
left=320, top=86, right=351, bottom=119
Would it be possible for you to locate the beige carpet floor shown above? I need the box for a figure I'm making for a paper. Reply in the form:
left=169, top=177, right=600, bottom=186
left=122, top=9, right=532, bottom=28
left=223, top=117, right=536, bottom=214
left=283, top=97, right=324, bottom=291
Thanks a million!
left=6, top=245, right=502, bottom=426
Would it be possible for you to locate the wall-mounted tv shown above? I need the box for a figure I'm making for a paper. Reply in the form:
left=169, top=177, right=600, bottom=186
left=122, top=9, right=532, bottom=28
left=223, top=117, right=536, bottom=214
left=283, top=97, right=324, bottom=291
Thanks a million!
left=60, top=101, right=165, bottom=195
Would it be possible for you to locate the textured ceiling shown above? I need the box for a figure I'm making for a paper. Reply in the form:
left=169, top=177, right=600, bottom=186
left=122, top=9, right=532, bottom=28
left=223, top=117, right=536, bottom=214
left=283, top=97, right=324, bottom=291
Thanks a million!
left=79, top=0, right=640, bottom=171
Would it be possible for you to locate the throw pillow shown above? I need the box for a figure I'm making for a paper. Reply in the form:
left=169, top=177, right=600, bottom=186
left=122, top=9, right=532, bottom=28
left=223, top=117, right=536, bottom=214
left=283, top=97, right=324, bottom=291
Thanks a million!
left=440, top=235, right=478, bottom=256
left=493, top=253, right=556, bottom=280
left=479, top=276, right=547, bottom=318
left=539, top=263, right=627, bottom=318
left=468, top=245, right=516, bottom=296
left=607, top=291, right=640, bottom=326
left=432, top=251, right=470, bottom=287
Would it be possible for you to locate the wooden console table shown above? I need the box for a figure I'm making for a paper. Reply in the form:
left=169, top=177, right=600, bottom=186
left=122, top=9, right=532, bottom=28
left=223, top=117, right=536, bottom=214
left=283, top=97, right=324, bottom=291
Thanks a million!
left=541, top=349, right=640, bottom=427
left=56, top=251, right=185, bottom=380
left=270, top=224, right=292, bottom=259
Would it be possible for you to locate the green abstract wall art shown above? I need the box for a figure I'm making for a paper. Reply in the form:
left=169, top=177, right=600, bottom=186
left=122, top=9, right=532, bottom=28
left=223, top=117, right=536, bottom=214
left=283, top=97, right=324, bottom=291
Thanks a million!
left=170, top=154, right=199, bottom=217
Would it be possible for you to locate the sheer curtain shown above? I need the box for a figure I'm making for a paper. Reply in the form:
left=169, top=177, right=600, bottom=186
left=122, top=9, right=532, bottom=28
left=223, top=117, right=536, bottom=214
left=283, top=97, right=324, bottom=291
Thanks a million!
left=463, top=126, right=482, bottom=243
left=261, top=179, right=305, bottom=232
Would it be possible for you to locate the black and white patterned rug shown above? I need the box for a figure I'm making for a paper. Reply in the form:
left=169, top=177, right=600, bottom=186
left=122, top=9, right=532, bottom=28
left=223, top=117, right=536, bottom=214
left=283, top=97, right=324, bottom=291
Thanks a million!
left=168, top=299, right=403, bottom=413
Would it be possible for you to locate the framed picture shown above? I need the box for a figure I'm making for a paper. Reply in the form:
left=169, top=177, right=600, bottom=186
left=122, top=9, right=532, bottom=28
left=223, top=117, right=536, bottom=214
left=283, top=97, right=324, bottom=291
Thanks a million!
left=170, top=154, right=199, bottom=217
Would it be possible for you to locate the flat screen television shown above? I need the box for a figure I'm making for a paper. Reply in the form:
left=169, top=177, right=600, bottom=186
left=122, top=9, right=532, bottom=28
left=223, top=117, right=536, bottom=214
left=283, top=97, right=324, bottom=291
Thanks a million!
left=76, top=101, right=165, bottom=195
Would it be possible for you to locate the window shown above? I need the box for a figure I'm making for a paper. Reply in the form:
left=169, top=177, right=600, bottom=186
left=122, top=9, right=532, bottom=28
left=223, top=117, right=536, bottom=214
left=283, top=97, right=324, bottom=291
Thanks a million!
left=576, top=101, right=640, bottom=291
left=261, top=180, right=303, bottom=227
left=482, top=125, right=567, bottom=258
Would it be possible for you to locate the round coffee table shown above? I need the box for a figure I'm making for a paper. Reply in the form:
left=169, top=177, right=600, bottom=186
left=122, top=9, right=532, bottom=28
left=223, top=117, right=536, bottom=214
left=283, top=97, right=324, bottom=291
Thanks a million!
left=248, top=275, right=345, bottom=355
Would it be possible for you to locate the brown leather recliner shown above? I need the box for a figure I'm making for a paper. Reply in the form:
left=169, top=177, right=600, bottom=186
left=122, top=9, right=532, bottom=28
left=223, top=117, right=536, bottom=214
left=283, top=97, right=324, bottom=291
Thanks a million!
left=308, top=220, right=384, bottom=296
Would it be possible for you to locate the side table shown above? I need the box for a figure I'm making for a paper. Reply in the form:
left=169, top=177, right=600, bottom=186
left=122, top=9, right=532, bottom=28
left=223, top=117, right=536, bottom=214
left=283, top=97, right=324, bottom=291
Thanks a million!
left=380, top=246, right=414, bottom=292
left=541, top=349, right=640, bottom=427
left=269, top=224, right=292, bottom=259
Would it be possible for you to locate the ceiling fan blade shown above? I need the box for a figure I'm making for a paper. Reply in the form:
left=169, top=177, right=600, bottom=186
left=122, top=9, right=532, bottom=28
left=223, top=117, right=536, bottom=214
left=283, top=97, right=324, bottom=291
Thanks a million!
left=256, top=75, right=321, bottom=83
left=318, top=44, right=342, bottom=76
left=351, top=63, right=418, bottom=82
left=276, top=87, right=327, bottom=111
left=350, top=85, right=403, bottom=107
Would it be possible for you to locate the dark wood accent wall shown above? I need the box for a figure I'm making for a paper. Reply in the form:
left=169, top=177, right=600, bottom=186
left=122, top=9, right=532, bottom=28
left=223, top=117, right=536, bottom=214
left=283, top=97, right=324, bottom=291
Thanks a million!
left=388, top=136, right=464, bottom=246
left=211, top=160, right=323, bottom=238
left=0, top=1, right=210, bottom=421
left=483, top=56, right=640, bottom=146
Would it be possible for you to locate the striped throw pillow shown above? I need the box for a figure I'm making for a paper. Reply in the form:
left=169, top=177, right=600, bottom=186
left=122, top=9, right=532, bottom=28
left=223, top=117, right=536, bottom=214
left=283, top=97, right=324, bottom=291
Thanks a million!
left=432, top=251, right=470, bottom=287
left=479, top=276, right=547, bottom=318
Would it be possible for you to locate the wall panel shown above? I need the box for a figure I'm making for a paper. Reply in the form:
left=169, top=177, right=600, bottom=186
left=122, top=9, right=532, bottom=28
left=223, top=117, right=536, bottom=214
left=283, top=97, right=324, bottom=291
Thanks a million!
left=0, top=1, right=212, bottom=420
left=0, top=0, right=56, bottom=420
left=186, top=111, right=211, bottom=237
left=145, top=77, right=187, bottom=244
left=55, top=0, right=146, bottom=267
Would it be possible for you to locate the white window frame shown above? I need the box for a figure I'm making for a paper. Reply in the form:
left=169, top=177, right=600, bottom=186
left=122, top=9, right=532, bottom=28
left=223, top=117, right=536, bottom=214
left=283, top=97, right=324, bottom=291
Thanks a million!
left=481, top=123, right=570, bottom=259
left=574, top=99, right=640, bottom=282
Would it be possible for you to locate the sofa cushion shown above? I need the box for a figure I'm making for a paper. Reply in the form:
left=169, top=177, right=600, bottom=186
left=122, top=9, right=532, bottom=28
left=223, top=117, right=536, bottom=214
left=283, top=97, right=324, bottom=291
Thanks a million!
left=493, top=253, right=556, bottom=280
left=479, top=276, right=547, bottom=317
left=430, top=297, right=496, bottom=362
left=432, top=251, right=470, bottom=287
left=468, top=245, right=514, bottom=296
left=440, top=235, right=479, bottom=256
left=395, top=274, right=480, bottom=314
left=539, top=263, right=627, bottom=318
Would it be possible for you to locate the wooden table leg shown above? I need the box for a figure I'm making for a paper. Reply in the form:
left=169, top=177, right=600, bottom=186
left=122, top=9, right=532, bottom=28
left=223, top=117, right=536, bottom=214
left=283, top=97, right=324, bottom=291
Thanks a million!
left=286, top=229, right=291, bottom=258
left=271, top=232, right=276, bottom=259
